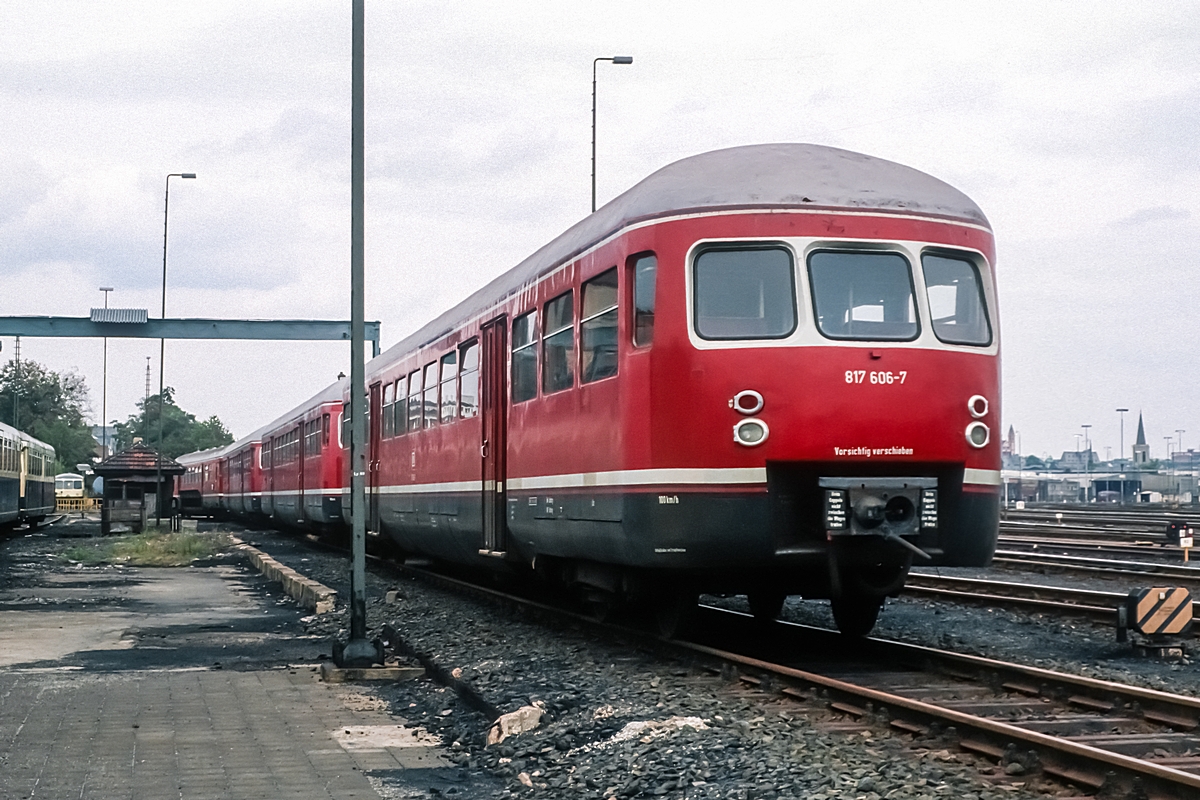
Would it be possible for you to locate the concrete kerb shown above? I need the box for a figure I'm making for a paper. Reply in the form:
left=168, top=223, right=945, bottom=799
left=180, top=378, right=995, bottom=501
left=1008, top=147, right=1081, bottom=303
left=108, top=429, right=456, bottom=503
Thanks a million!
left=230, top=536, right=337, bottom=614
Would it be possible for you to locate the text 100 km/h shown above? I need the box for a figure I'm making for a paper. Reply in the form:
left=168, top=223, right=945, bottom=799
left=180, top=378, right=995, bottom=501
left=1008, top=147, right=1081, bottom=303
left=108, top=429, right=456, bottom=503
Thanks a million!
left=845, top=370, right=908, bottom=385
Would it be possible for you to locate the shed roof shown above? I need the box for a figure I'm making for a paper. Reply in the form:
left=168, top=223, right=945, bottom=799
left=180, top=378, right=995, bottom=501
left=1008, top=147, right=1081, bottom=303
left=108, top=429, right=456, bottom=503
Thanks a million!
left=94, top=442, right=184, bottom=477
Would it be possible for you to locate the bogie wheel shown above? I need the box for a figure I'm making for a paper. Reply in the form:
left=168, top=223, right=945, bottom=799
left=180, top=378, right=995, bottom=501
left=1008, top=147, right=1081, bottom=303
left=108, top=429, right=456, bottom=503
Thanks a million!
left=580, top=589, right=620, bottom=624
left=653, top=586, right=698, bottom=639
left=747, top=591, right=787, bottom=623
left=830, top=595, right=884, bottom=637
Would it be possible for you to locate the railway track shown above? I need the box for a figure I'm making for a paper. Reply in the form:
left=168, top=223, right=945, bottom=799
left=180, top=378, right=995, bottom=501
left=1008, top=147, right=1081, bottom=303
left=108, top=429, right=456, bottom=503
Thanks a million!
left=992, top=550, right=1200, bottom=586
left=685, top=608, right=1200, bottom=799
left=289, top=531, right=1200, bottom=799
left=903, top=572, right=1199, bottom=630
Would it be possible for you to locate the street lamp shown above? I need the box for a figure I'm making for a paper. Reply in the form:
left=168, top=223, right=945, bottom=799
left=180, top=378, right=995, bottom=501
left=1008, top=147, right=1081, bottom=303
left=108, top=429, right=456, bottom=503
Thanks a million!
left=99, top=287, right=113, bottom=459
left=1081, top=424, right=1092, bottom=501
left=1116, top=408, right=1128, bottom=464
left=157, top=172, right=196, bottom=526
left=591, top=55, right=633, bottom=213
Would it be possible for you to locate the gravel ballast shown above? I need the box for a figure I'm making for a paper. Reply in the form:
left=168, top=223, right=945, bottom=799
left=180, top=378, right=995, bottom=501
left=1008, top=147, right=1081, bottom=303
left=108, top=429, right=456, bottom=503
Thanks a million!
left=234, top=528, right=1080, bottom=800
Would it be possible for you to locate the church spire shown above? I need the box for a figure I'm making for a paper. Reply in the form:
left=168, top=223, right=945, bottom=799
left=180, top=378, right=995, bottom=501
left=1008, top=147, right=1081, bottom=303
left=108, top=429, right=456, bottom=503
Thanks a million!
left=1135, top=412, right=1146, bottom=446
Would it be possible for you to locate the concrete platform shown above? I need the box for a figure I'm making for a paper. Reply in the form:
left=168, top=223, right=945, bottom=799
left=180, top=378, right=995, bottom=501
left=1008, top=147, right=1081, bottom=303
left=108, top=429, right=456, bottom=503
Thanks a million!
left=0, top=528, right=456, bottom=800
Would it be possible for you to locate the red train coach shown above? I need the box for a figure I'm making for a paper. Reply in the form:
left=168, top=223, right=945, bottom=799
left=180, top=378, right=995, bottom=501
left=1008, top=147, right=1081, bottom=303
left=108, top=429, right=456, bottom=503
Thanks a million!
left=183, top=143, right=1000, bottom=636
left=352, top=143, right=1000, bottom=635
left=258, top=384, right=345, bottom=527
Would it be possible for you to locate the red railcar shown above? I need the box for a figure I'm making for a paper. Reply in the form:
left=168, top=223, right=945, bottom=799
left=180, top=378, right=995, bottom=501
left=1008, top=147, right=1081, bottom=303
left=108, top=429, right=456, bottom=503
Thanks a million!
left=258, top=384, right=345, bottom=528
left=185, top=144, right=1001, bottom=635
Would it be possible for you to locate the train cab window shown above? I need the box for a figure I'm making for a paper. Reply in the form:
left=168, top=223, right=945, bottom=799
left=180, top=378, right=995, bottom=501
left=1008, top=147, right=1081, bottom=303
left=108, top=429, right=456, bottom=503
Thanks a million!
left=581, top=268, right=619, bottom=383
left=459, top=340, right=480, bottom=417
left=341, top=402, right=350, bottom=449
left=809, top=251, right=918, bottom=341
left=694, top=246, right=796, bottom=340
left=422, top=362, right=439, bottom=428
left=922, top=253, right=992, bottom=346
left=632, top=254, right=657, bottom=347
left=439, top=351, right=458, bottom=423
left=542, top=291, right=575, bottom=393
left=511, top=311, right=538, bottom=403
left=407, top=370, right=423, bottom=432
left=382, top=383, right=395, bottom=438
left=323, top=413, right=331, bottom=445
left=393, top=376, right=408, bottom=436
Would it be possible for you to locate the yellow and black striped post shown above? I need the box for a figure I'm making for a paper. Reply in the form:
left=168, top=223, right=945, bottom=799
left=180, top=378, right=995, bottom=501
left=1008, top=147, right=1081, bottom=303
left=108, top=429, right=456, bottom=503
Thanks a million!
left=1126, top=587, right=1193, bottom=638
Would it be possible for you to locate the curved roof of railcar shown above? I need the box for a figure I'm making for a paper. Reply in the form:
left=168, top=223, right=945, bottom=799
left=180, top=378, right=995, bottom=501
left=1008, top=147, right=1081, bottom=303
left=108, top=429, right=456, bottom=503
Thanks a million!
left=375, top=143, right=988, bottom=366
left=0, top=420, right=56, bottom=454
left=225, top=379, right=348, bottom=454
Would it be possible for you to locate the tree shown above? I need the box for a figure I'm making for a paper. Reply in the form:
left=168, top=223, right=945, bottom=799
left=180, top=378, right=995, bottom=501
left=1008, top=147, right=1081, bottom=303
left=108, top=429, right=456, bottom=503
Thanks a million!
left=0, top=358, right=97, bottom=474
left=111, top=387, right=233, bottom=460
left=1023, top=454, right=1045, bottom=468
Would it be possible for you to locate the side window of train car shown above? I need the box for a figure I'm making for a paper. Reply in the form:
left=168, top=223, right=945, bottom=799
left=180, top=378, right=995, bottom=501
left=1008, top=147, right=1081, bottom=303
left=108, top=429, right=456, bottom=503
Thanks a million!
left=323, top=413, right=331, bottom=446
left=694, top=246, right=796, bottom=340
left=632, top=253, right=657, bottom=347
left=542, top=291, right=575, bottom=393
left=407, top=370, right=423, bottom=432
left=459, top=340, right=480, bottom=417
left=511, top=311, right=538, bottom=403
left=581, top=268, right=619, bottom=383
left=921, top=253, right=992, bottom=346
left=341, top=403, right=350, bottom=448
left=422, top=362, right=439, bottom=428
left=393, top=376, right=407, bottom=436
left=439, top=351, right=458, bottom=423
left=809, top=250, right=918, bottom=341
left=382, top=382, right=395, bottom=438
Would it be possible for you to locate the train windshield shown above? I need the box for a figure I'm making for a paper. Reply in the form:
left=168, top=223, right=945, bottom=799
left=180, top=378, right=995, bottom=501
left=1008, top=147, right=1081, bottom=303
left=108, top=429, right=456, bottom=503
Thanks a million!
left=808, top=251, right=918, bottom=341
left=693, top=246, right=796, bottom=340
left=922, top=253, right=992, bottom=346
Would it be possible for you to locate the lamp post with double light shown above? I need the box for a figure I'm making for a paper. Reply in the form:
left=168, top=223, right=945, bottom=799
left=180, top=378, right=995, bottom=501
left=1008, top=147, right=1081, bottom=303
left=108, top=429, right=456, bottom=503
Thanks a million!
left=591, top=55, right=633, bottom=213
left=156, top=172, right=196, bottom=526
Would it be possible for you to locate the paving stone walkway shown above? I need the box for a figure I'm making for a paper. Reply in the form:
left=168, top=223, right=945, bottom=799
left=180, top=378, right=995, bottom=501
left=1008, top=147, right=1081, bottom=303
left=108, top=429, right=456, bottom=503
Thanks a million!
left=0, top=526, right=449, bottom=800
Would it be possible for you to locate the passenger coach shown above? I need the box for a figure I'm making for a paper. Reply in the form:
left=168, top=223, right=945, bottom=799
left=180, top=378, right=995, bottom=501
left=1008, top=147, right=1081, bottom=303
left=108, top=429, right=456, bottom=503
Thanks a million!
left=180, top=143, right=1001, bottom=635
left=1, top=422, right=56, bottom=530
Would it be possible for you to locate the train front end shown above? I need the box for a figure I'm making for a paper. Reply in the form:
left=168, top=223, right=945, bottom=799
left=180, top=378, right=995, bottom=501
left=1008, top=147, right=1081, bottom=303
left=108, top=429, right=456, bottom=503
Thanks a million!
left=643, top=197, right=999, bottom=634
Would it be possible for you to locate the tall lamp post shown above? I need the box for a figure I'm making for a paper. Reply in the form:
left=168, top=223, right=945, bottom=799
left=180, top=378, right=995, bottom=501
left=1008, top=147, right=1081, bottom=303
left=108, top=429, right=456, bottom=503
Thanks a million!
left=591, top=55, right=633, bottom=213
left=1081, top=423, right=1092, bottom=502
left=99, top=287, right=113, bottom=459
left=1116, top=407, right=1129, bottom=503
left=157, top=172, right=196, bottom=526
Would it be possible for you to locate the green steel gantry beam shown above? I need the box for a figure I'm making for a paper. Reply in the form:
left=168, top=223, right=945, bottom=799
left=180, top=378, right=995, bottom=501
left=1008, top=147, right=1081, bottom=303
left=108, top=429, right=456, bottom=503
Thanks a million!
left=0, top=315, right=381, bottom=357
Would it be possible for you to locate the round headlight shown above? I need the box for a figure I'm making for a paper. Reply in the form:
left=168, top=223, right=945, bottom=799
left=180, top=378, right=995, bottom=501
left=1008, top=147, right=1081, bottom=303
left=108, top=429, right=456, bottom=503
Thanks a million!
left=731, top=390, right=764, bottom=415
left=965, top=421, right=990, bottom=448
left=968, top=395, right=989, bottom=419
left=734, top=418, right=769, bottom=447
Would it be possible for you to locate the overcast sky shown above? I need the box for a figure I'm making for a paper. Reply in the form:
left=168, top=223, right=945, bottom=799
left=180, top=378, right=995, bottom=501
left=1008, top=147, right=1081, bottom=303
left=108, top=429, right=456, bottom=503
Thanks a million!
left=2, top=1, right=1197, bottom=462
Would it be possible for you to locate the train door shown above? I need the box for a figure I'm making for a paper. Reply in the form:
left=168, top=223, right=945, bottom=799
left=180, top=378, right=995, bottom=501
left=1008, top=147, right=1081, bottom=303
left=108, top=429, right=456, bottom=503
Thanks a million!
left=295, top=421, right=305, bottom=522
left=480, top=316, right=508, bottom=555
left=368, top=383, right=382, bottom=534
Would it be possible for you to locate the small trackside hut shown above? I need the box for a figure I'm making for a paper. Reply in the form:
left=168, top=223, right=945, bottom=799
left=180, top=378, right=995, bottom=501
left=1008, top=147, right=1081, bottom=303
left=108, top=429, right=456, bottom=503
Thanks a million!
left=95, top=443, right=184, bottom=535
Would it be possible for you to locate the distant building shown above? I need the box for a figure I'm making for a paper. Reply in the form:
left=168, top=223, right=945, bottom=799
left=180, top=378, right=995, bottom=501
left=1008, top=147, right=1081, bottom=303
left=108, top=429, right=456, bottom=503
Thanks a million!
left=1172, top=449, right=1200, bottom=468
left=1057, top=449, right=1094, bottom=471
left=1132, top=412, right=1150, bottom=465
left=91, top=425, right=116, bottom=460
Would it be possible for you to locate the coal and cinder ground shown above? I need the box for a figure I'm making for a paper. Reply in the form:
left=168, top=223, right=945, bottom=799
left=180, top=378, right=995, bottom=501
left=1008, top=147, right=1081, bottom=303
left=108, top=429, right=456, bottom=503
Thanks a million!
left=6, top=517, right=1196, bottom=799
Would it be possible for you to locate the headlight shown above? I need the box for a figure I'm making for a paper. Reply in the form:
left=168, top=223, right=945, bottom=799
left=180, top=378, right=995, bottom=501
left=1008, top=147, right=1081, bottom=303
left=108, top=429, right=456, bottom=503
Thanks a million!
left=734, top=418, right=769, bottom=447
left=968, top=395, right=988, bottom=418
left=965, top=421, right=990, bottom=448
left=731, top=390, right=764, bottom=415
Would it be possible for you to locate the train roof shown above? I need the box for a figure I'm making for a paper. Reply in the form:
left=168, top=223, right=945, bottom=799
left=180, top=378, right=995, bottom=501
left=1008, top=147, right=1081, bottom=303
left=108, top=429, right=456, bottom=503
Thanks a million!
left=225, top=378, right=348, bottom=454
left=0, top=420, right=56, bottom=454
left=376, top=142, right=989, bottom=365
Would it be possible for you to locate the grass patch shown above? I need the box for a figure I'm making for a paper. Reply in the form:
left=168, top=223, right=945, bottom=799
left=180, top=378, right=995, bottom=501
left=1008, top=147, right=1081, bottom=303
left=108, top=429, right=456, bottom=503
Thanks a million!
left=62, top=531, right=232, bottom=567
